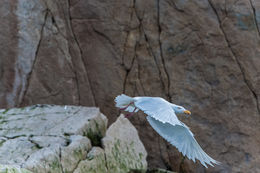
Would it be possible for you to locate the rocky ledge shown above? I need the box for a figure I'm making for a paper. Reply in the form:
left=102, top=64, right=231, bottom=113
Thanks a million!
left=0, top=105, right=147, bottom=173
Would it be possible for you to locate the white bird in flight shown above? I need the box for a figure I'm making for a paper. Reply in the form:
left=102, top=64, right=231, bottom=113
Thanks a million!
left=115, top=94, right=220, bottom=168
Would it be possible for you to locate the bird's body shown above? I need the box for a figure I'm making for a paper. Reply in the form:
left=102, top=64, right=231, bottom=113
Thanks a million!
left=115, top=94, right=220, bottom=168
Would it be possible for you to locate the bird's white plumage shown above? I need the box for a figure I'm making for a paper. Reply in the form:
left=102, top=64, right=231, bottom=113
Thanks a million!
left=134, top=97, right=182, bottom=126
left=114, top=94, right=220, bottom=168
left=146, top=115, right=219, bottom=168
left=115, top=94, right=138, bottom=112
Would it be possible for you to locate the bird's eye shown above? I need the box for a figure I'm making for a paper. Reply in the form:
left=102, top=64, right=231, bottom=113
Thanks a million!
left=178, top=107, right=182, bottom=109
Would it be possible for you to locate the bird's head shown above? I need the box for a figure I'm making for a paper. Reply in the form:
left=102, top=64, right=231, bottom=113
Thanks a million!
left=171, top=104, right=191, bottom=115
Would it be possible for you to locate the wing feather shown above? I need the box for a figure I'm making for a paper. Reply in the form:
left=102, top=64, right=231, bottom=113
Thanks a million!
left=147, top=116, right=220, bottom=168
left=134, top=97, right=181, bottom=126
left=191, top=149, right=196, bottom=162
left=186, top=141, right=192, bottom=159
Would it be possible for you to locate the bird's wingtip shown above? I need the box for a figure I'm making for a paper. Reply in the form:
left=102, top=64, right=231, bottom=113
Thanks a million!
left=214, top=160, right=221, bottom=166
left=206, top=160, right=221, bottom=168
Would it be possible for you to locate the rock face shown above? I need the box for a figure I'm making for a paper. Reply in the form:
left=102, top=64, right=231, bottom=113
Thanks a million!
left=0, top=0, right=260, bottom=172
left=0, top=105, right=147, bottom=173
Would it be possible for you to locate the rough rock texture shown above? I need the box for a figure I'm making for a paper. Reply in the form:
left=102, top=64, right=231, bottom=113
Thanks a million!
left=0, top=165, right=32, bottom=173
left=0, top=0, right=260, bottom=172
left=147, top=169, right=176, bottom=173
left=102, top=114, right=147, bottom=173
left=0, top=105, right=148, bottom=173
left=0, top=105, right=107, bottom=173
left=74, top=147, right=107, bottom=173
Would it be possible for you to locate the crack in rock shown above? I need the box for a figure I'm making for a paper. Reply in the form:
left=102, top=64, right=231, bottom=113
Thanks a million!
left=133, top=1, right=168, bottom=97
left=19, top=10, right=48, bottom=106
left=208, top=0, right=260, bottom=116
left=67, top=0, right=97, bottom=106
left=157, top=0, right=171, bottom=101
left=249, top=0, right=260, bottom=36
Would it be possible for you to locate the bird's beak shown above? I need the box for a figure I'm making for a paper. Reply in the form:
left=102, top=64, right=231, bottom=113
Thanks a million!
left=184, top=110, right=191, bottom=115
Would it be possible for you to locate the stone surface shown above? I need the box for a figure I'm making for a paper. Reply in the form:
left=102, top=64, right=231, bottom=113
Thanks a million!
left=0, top=105, right=107, bottom=173
left=74, top=147, right=107, bottom=173
left=102, top=114, right=147, bottom=173
left=0, top=0, right=260, bottom=172
left=0, top=105, right=148, bottom=173
left=60, top=135, right=92, bottom=172
left=0, top=105, right=107, bottom=138
left=147, top=168, right=176, bottom=173
left=0, top=165, right=32, bottom=173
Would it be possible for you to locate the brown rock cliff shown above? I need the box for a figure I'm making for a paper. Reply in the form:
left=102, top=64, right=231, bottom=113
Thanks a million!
left=0, top=0, right=260, bottom=172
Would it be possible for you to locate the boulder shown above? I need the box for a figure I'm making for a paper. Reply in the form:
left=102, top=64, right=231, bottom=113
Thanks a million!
left=102, top=114, right=147, bottom=173
left=74, top=147, right=107, bottom=173
left=147, top=169, right=176, bottom=173
left=60, top=135, right=92, bottom=172
left=0, top=105, right=107, bottom=173
left=0, top=165, right=32, bottom=173
left=0, top=105, right=148, bottom=173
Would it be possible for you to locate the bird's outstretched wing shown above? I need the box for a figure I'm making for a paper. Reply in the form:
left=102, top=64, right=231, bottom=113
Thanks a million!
left=134, top=97, right=182, bottom=126
left=147, top=115, right=220, bottom=168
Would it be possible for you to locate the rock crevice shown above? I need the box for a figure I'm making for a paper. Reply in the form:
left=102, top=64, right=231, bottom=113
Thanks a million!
left=208, top=0, right=260, bottom=116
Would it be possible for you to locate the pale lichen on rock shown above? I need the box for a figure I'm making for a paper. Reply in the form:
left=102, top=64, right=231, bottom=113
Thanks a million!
left=0, top=105, right=148, bottom=173
left=74, top=147, right=107, bottom=173
left=102, top=114, right=147, bottom=173
left=0, top=165, right=32, bottom=173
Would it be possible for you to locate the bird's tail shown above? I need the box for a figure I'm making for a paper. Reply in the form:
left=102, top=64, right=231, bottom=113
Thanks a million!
left=115, top=94, right=135, bottom=108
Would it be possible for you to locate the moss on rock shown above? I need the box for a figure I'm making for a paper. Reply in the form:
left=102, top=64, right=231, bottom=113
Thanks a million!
left=0, top=165, right=32, bottom=173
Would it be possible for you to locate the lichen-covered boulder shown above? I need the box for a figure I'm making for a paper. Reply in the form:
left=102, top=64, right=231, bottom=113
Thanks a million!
left=0, top=165, right=32, bottom=173
left=24, top=135, right=92, bottom=173
left=0, top=105, right=107, bottom=173
left=147, top=168, right=177, bottom=173
left=102, top=114, right=147, bottom=173
left=0, top=105, right=149, bottom=173
left=74, top=147, right=107, bottom=173
left=61, top=135, right=92, bottom=172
